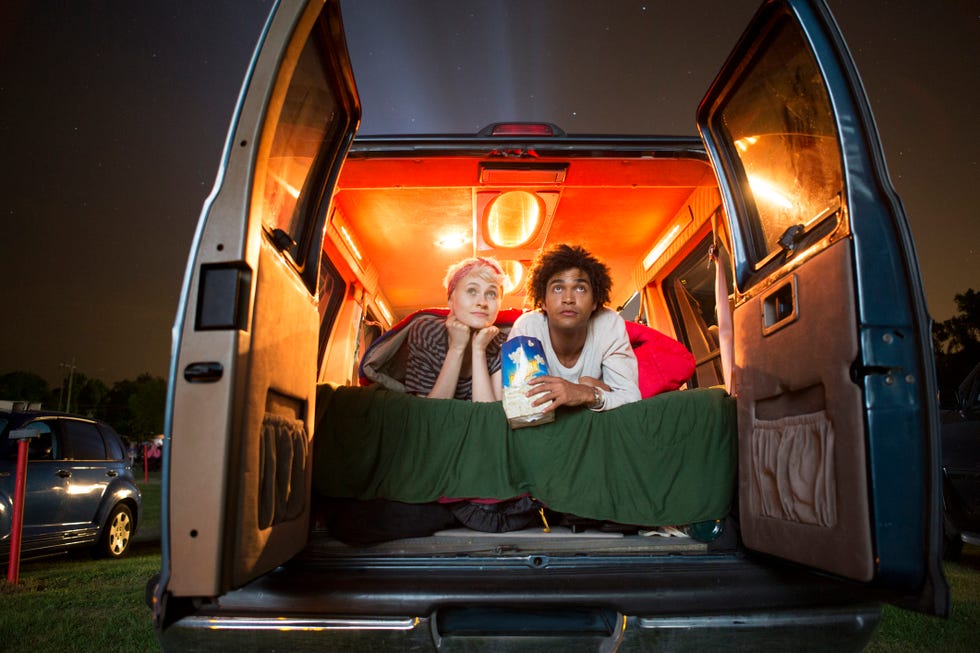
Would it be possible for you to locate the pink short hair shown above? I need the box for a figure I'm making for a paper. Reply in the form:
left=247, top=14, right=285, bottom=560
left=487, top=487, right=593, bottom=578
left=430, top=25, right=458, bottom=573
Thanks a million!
left=443, top=257, right=505, bottom=298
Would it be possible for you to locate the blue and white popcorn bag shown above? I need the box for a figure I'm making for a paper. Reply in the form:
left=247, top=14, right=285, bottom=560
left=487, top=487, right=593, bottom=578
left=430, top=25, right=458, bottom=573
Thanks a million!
left=502, top=336, right=555, bottom=428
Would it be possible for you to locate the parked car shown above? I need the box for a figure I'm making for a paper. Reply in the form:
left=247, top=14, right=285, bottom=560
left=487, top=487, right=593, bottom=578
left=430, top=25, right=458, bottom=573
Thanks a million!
left=151, top=0, right=949, bottom=650
left=941, top=362, right=980, bottom=560
left=0, top=409, right=142, bottom=560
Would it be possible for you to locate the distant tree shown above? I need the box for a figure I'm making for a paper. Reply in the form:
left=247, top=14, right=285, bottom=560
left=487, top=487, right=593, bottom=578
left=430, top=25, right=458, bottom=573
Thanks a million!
left=128, top=374, right=166, bottom=437
left=55, top=370, right=88, bottom=414
left=0, top=371, right=52, bottom=405
left=932, top=289, right=980, bottom=408
left=105, top=378, right=137, bottom=432
left=74, top=376, right=111, bottom=418
left=105, top=373, right=166, bottom=438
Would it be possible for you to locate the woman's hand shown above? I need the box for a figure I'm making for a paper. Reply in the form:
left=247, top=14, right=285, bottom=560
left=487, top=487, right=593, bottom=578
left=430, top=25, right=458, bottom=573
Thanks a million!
left=445, top=315, right=472, bottom=352
left=471, top=325, right=500, bottom=351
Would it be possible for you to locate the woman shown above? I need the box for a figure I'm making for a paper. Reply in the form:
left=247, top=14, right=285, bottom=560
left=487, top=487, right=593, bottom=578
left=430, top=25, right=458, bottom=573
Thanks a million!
left=404, top=257, right=507, bottom=402
left=326, top=258, right=507, bottom=544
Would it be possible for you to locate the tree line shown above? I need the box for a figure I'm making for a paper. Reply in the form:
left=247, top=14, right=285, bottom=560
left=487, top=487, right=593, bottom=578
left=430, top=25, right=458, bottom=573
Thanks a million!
left=0, top=371, right=165, bottom=442
left=932, top=288, right=979, bottom=409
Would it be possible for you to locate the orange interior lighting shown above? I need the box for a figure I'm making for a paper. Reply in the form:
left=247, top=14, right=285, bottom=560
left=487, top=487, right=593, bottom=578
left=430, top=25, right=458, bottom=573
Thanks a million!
left=485, top=191, right=541, bottom=248
left=498, top=260, right=525, bottom=295
left=338, top=225, right=363, bottom=261
left=435, top=233, right=469, bottom=249
left=374, top=297, right=393, bottom=323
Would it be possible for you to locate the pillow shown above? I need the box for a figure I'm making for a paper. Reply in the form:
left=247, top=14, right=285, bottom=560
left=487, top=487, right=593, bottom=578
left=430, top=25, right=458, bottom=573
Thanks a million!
left=625, top=321, right=696, bottom=398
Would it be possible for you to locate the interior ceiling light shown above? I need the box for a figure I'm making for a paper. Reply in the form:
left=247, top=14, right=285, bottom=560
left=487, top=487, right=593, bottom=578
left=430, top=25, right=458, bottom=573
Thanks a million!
left=498, top=260, right=525, bottom=295
left=485, top=191, right=541, bottom=248
left=338, top=224, right=363, bottom=261
left=375, top=297, right=392, bottom=323
left=643, top=215, right=692, bottom=271
left=435, top=233, right=469, bottom=249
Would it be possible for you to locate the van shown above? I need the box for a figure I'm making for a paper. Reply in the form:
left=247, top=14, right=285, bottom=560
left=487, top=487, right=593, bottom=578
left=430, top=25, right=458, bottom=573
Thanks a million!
left=150, top=1, right=949, bottom=650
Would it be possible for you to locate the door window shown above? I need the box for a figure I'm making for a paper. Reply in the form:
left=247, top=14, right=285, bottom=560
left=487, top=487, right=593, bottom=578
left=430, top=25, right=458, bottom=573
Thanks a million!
left=710, top=16, right=843, bottom=278
left=255, top=25, right=346, bottom=270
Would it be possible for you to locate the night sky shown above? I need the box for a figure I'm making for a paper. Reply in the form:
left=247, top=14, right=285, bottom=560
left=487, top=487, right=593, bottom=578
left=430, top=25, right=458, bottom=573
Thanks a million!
left=1, top=1, right=976, bottom=387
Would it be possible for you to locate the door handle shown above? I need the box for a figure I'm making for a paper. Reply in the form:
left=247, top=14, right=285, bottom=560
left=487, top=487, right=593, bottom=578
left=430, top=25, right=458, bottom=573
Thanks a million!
left=762, top=276, right=798, bottom=335
left=184, top=361, right=224, bottom=383
left=57, top=469, right=71, bottom=478
left=106, top=470, right=119, bottom=478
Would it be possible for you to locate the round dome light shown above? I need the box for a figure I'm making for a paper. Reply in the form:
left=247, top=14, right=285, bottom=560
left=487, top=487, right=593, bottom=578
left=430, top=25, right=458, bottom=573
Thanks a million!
left=485, top=191, right=541, bottom=248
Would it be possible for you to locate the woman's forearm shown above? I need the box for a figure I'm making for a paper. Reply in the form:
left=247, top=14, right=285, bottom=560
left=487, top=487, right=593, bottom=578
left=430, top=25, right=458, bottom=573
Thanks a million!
left=469, top=346, right=498, bottom=402
left=428, top=347, right=466, bottom=399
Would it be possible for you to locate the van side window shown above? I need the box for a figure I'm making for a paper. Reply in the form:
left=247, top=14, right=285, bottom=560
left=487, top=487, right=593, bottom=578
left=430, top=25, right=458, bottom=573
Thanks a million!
left=317, top=254, right=346, bottom=362
left=664, top=237, right=732, bottom=388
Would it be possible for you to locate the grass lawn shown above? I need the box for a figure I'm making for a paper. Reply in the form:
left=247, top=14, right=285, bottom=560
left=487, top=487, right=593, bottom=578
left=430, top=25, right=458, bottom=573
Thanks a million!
left=866, top=543, right=980, bottom=653
left=0, top=477, right=161, bottom=653
left=1, top=474, right=977, bottom=652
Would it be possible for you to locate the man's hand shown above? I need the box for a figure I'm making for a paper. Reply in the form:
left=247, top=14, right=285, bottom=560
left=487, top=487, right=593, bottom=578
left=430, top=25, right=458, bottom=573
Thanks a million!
left=525, top=376, right=593, bottom=412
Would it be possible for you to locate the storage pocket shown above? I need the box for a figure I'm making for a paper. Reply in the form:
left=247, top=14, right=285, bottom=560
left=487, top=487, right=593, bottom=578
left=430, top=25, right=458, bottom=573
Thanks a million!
left=258, top=412, right=308, bottom=529
left=751, top=410, right=837, bottom=527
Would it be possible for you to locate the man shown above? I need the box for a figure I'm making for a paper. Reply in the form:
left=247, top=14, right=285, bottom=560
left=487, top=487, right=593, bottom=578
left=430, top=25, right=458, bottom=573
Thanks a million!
left=508, top=244, right=641, bottom=412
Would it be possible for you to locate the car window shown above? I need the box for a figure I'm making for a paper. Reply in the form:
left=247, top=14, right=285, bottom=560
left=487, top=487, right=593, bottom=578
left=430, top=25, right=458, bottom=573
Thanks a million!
left=61, top=419, right=108, bottom=460
left=24, top=420, right=56, bottom=461
left=98, top=424, right=126, bottom=460
left=712, top=16, right=843, bottom=269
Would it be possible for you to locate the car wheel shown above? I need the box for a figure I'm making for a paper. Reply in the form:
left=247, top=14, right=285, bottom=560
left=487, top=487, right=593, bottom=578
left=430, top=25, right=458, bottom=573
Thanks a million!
left=97, top=504, right=134, bottom=558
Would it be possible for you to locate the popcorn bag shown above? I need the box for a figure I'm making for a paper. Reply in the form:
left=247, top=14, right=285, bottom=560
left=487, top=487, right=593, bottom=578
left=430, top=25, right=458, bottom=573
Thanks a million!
left=501, top=336, right=555, bottom=429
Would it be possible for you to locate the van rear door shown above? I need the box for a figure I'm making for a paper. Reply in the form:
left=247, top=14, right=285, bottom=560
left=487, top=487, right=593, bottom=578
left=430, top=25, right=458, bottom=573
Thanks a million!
left=698, top=0, right=947, bottom=615
left=162, top=0, right=358, bottom=599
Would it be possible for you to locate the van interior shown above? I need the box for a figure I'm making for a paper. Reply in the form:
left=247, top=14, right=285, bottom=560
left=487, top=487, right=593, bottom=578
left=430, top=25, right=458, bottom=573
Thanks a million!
left=303, top=130, right=737, bottom=558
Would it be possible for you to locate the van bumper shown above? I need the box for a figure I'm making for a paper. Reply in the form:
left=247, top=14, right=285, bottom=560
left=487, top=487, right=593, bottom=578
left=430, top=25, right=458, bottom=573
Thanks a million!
left=158, top=604, right=881, bottom=652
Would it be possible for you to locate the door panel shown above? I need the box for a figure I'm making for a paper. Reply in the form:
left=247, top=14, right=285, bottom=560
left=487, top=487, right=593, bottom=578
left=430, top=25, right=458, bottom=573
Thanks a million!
left=737, top=240, right=871, bottom=580
left=164, top=0, right=359, bottom=598
left=229, top=243, right=316, bottom=586
left=698, top=0, right=947, bottom=613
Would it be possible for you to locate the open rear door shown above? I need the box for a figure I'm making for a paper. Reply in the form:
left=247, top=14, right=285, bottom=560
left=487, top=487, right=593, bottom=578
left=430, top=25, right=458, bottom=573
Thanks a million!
left=162, top=0, right=359, bottom=599
left=697, top=0, right=947, bottom=615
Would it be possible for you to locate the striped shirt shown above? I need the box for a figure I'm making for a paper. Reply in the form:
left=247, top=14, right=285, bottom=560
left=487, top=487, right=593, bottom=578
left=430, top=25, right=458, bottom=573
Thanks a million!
left=404, top=314, right=505, bottom=400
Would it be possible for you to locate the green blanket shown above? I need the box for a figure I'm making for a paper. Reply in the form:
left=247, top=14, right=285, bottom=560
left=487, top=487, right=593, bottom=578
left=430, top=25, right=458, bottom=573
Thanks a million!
left=313, top=384, right=736, bottom=526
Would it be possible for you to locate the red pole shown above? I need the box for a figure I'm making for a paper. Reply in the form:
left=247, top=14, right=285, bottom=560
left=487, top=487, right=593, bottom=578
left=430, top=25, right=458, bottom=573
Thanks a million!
left=7, top=439, right=29, bottom=585
left=143, top=443, right=149, bottom=483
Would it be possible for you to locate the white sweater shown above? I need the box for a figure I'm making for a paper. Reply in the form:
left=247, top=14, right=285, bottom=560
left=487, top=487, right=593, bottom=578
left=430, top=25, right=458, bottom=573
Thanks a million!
left=507, top=308, right=641, bottom=411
